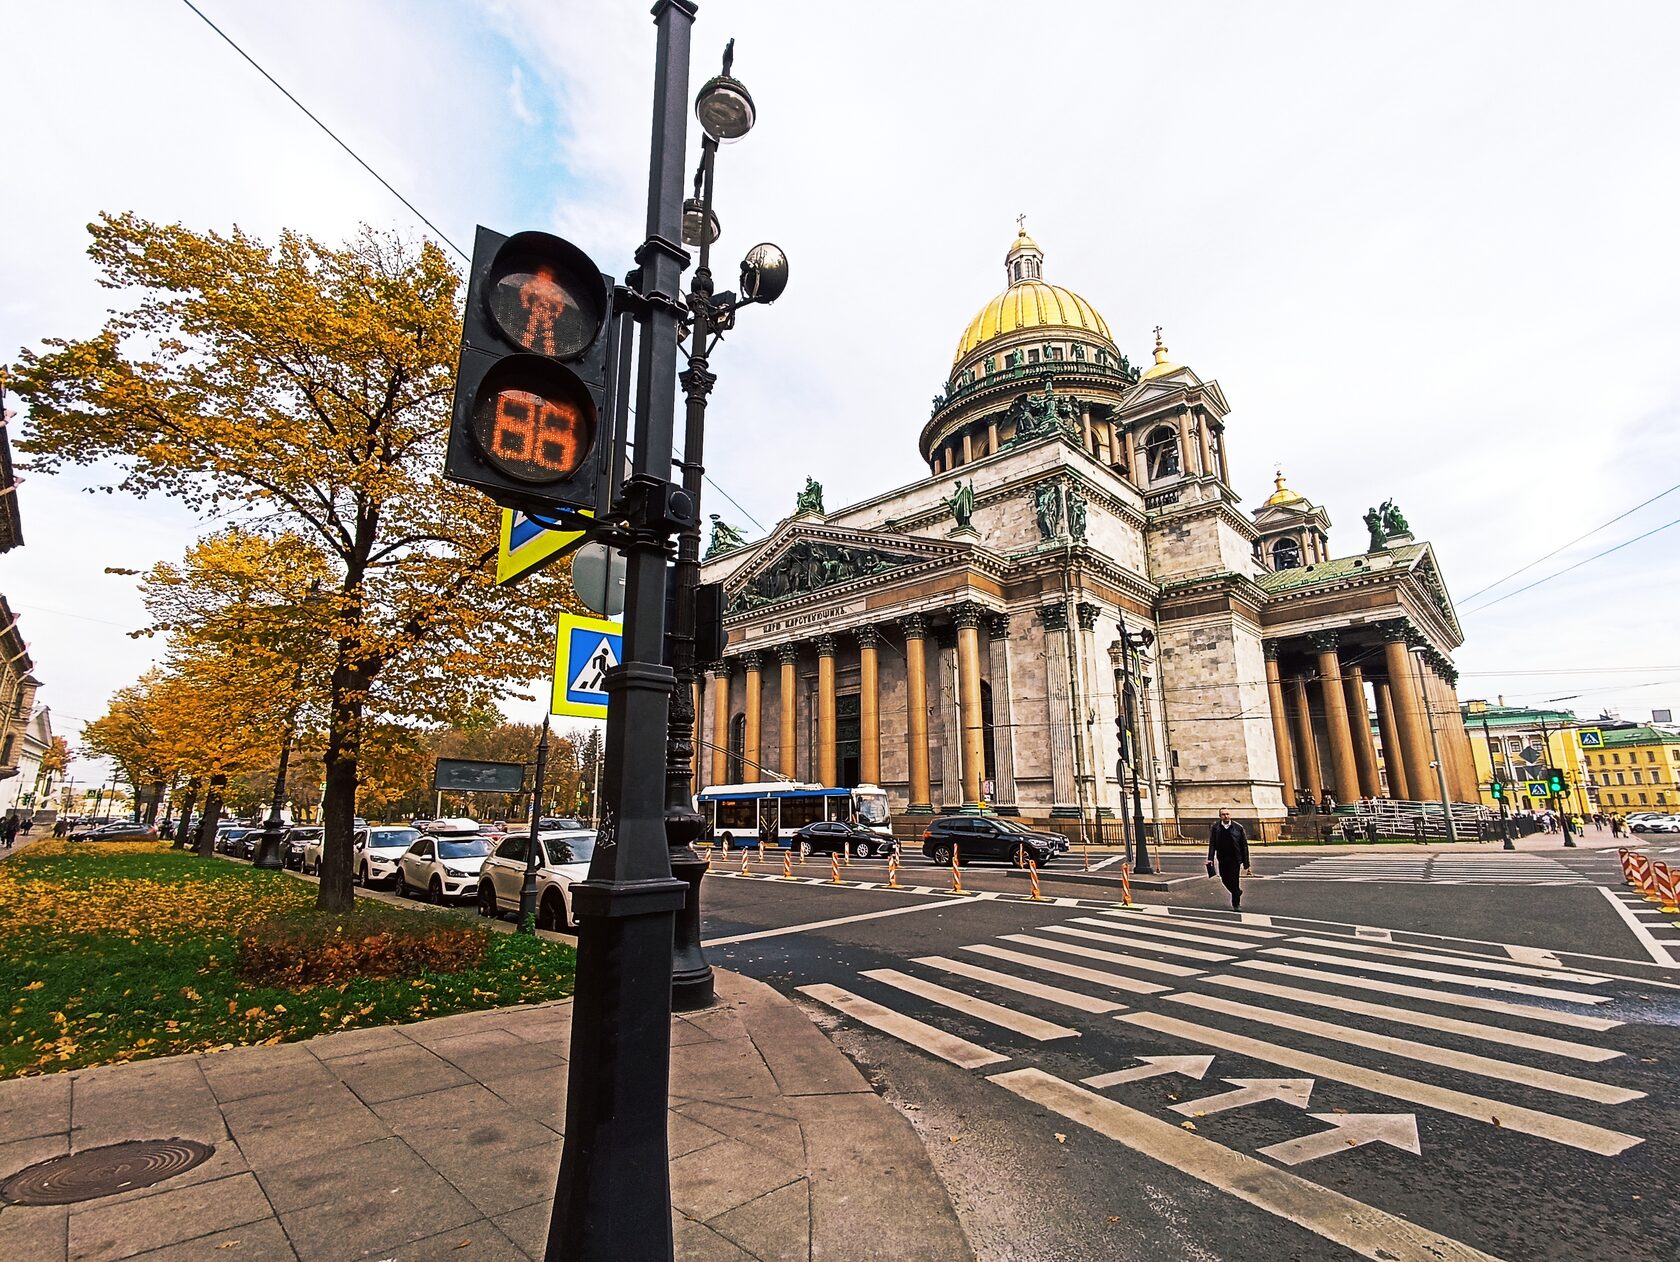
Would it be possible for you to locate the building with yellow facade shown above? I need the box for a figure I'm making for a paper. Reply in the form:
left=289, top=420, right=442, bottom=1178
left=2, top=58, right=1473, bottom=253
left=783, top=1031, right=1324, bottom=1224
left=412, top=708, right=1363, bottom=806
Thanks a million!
left=1461, top=700, right=1593, bottom=815
left=1583, top=725, right=1680, bottom=814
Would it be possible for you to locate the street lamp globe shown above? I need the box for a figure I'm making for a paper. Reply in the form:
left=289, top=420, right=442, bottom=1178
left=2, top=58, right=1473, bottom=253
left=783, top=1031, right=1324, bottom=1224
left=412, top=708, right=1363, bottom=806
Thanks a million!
left=695, top=72, right=755, bottom=142
left=739, top=243, right=789, bottom=304
left=682, top=197, right=721, bottom=247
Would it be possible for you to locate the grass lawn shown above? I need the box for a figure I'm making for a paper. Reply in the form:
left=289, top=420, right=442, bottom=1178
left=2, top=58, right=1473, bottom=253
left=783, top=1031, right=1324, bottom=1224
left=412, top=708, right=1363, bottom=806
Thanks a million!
left=0, top=838, right=576, bottom=1079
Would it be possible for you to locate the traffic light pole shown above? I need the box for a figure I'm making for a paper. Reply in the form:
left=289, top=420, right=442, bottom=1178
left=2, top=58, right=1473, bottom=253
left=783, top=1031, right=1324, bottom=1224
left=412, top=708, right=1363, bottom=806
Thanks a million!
left=1479, top=710, right=1514, bottom=850
left=1116, top=614, right=1154, bottom=875
left=547, top=3, right=695, bottom=1259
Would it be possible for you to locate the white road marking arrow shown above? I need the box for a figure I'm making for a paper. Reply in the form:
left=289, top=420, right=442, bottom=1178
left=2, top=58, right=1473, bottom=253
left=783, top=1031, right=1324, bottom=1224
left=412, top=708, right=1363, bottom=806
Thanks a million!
left=1082, top=1055, right=1214, bottom=1089
left=1260, top=1113, right=1422, bottom=1166
left=1171, top=1078, right=1314, bottom=1116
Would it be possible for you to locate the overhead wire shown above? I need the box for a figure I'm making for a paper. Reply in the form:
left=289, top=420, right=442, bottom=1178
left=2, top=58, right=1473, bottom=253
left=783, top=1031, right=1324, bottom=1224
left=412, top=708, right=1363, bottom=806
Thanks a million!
left=1463, top=512, right=1680, bottom=615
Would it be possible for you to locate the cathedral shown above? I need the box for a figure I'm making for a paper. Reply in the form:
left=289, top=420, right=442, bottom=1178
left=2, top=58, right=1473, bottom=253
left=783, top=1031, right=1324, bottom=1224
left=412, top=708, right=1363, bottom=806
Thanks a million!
left=696, top=228, right=1477, bottom=839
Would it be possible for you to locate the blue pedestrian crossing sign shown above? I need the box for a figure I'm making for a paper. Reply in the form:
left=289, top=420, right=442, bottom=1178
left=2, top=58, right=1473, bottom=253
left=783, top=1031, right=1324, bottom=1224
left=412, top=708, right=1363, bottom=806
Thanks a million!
left=1577, top=727, right=1604, bottom=749
left=551, top=613, right=622, bottom=719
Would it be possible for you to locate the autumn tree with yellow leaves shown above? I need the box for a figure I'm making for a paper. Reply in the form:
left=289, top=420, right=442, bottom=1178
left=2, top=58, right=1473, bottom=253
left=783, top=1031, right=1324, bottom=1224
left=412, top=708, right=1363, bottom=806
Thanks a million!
left=13, top=214, right=573, bottom=908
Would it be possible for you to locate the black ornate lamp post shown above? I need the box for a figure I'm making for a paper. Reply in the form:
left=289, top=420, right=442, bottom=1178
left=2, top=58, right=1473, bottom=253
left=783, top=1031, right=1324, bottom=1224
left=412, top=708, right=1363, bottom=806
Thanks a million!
left=1114, top=614, right=1156, bottom=875
left=519, top=717, right=551, bottom=931
left=663, top=37, right=788, bottom=1011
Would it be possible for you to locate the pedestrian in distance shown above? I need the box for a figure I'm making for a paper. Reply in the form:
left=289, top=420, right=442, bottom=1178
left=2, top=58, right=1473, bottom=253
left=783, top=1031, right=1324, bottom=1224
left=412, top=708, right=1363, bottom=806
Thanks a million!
left=1, top=812, right=17, bottom=849
left=1207, top=809, right=1252, bottom=910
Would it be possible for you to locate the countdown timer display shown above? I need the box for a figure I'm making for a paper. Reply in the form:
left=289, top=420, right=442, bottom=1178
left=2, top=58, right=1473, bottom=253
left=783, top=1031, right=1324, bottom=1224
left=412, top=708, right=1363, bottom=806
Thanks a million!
left=471, top=357, right=596, bottom=485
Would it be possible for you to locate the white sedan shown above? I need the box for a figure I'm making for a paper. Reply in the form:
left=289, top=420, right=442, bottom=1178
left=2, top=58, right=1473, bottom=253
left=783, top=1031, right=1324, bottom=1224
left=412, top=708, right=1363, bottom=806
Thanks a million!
left=396, top=833, right=492, bottom=904
left=304, top=826, right=423, bottom=885
left=477, top=830, right=596, bottom=932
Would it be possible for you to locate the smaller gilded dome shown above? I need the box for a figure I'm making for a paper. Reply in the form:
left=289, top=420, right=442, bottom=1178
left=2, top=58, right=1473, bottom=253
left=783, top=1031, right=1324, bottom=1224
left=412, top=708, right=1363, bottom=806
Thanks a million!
left=1264, top=469, right=1305, bottom=508
left=1139, top=328, right=1180, bottom=381
left=1005, top=229, right=1041, bottom=260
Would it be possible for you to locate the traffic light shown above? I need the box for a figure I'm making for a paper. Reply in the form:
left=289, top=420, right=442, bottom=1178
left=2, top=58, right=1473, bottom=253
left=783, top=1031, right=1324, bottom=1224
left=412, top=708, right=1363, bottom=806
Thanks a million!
left=1490, top=780, right=1505, bottom=802
left=1546, top=768, right=1565, bottom=796
left=445, top=226, right=616, bottom=517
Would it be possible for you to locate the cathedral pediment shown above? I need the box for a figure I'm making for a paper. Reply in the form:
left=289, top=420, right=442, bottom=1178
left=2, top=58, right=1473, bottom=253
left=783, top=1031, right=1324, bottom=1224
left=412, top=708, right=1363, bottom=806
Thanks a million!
left=722, top=522, right=972, bottom=616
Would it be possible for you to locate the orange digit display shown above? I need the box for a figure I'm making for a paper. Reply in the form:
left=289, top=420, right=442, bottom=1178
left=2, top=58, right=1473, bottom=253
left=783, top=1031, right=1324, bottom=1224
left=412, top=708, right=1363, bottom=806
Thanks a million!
left=486, top=388, right=586, bottom=480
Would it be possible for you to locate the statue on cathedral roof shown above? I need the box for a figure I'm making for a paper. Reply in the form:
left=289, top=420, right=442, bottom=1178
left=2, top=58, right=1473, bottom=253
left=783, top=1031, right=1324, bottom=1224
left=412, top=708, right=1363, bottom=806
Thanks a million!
left=705, top=514, right=747, bottom=558
left=1363, top=505, right=1387, bottom=553
left=1067, top=487, right=1088, bottom=541
left=1380, top=499, right=1410, bottom=537
left=1033, top=481, right=1063, bottom=539
left=944, top=479, right=976, bottom=529
left=794, top=477, right=825, bottom=516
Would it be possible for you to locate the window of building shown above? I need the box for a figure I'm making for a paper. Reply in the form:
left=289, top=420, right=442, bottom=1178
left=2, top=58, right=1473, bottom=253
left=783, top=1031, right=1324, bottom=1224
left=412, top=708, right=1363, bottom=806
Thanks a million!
left=1633, top=770, right=1643, bottom=784
left=1654, top=769, right=1663, bottom=782
left=1639, top=792, right=1649, bottom=803
left=1047, top=345, right=1063, bottom=361
left=1144, top=425, right=1181, bottom=481
left=1647, top=750, right=1657, bottom=761
left=1028, top=349, right=1040, bottom=364
left=1616, top=772, right=1625, bottom=785
left=1270, top=538, right=1302, bottom=570
left=1613, top=752, right=1621, bottom=764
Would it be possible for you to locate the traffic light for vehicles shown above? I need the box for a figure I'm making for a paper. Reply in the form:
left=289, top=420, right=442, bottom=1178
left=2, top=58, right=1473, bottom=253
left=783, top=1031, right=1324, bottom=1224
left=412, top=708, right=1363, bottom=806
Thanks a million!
left=445, top=226, right=615, bottom=517
left=1546, top=768, right=1565, bottom=796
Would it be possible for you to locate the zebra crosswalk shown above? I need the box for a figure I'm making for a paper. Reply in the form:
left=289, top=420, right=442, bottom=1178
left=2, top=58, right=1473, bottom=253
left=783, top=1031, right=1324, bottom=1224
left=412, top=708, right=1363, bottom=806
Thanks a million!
left=1270, top=853, right=1587, bottom=884
left=797, top=905, right=1656, bottom=1171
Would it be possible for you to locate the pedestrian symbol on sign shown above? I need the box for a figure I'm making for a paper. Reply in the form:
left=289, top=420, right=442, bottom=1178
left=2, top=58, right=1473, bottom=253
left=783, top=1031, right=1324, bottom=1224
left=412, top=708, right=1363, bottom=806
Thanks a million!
left=570, top=633, right=618, bottom=698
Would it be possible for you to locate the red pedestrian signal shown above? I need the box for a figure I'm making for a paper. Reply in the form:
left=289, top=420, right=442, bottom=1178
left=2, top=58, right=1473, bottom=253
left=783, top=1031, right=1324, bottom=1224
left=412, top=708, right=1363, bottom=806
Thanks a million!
left=446, top=227, right=616, bottom=515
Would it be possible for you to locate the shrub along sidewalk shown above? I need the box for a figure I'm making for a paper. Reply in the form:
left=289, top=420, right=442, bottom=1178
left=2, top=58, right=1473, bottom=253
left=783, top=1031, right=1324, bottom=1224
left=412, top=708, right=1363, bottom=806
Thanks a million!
left=0, top=839, right=576, bottom=1079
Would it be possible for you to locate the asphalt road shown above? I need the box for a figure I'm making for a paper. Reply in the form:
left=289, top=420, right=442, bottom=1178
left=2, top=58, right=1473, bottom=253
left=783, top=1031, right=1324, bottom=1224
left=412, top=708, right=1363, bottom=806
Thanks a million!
left=698, top=842, right=1680, bottom=1261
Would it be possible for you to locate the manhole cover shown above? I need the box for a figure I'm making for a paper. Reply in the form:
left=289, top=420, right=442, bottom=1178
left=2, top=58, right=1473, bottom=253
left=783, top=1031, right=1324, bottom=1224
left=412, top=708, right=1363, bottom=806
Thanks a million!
left=0, top=1139, right=215, bottom=1205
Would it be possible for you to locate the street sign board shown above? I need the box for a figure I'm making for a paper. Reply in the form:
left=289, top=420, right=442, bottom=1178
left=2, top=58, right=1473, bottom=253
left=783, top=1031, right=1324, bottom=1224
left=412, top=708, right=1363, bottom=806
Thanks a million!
left=495, top=508, right=590, bottom=585
left=1527, top=783, right=1549, bottom=800
left=433, top=758, right=526, bottom=794
left=1577, top=727, right=1604, bottom=749
left=552, top=612, right=623, bottom=719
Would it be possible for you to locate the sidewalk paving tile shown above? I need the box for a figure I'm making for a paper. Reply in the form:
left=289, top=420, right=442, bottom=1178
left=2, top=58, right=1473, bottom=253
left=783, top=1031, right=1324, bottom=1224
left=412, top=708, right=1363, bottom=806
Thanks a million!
left=491, top=1199, right=552, bottom=1256
left=304, top=1024, right=414, bottom=1061
left=670, top=1136, right=803, bottom=1223
left=125, top=1219, right=297, bottom=1262
left=399, top=1219, right=528, bottom=1260
left=424, top=1138, right=558, bottom=1219
left=329, top=1043, right=473, bottom=1105
left=66, top=1171, right=272, bottom=1262
left=274, top=1171, right=480, bottom=1260
left=1, top=1204, right=70, bottom=1262
left=255, top=1135, right=434, bottom=1213
left=674, top=1099, right=805, bottom=1167
left=708, top=1177, right=812, bottom=1262
left=0, top=1071, right=72, bottom=1141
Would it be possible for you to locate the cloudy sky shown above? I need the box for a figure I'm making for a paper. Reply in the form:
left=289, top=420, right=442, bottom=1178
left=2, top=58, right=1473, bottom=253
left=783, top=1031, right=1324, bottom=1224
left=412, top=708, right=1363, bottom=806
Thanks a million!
left=5, top=0, right=1679, bottom=786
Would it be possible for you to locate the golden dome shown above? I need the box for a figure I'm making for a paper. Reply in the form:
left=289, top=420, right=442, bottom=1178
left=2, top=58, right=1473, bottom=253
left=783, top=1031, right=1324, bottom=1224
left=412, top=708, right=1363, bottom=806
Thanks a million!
left=952, top=230, right=1112, bottom=367
left=1264, top=469, right=1305, bottom=508
left=1139, top=329, right=1180, bottom=381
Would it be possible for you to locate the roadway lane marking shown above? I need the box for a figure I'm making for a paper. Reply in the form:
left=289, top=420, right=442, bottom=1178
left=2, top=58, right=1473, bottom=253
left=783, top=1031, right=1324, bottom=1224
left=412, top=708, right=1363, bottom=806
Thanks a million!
left=1230, top=960, right=1622, bottom=1031
left=1119, top=1011, right=1643, bottom=1156
left=1286, top=938, right=1608, bottom=985
left=1043, top=922, right=1235, bottom=963
left=862, top=968, right=1079, bottom=1041
left=1260, top=1113, right=1421, bottom=1166
left=1355, top=927, right=1392, bottom=942
left=1262, top=949, right=1611, bottom=1004
left=1077, top=916, right=1274, bottom=949
left=703, top=897, right=970, bottom=947
left=1083, top=1055, right=1213, bottom=1089
left=1088, top=853, right=1128, bottom=870
left=1196, top=975, right=1622, bottom=1062
left=915, top=955, right=1125, bottom=1014
left=1002, top=933, right=1205, bottom=978
left=1170, top=1078, right=1314, bottom=1115
left=963, top=943, right=1170, bottom=996
left=1141, top=913, right=1280, bottom=939
left=798, top=984, right=1007, bottom=1069
left=989, top=1069, right=1506, bottom=1262
left=1597, top=886, right=1680, bottom=966
left=1505, top=946, right=1562, bottom=968
left=1163, top=992, right=1644, bottom=1104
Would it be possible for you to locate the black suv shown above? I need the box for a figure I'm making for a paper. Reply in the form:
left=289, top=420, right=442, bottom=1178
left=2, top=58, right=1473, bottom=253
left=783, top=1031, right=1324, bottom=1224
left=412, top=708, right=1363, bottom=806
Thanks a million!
left=921, top=816, right=1066, bottom=866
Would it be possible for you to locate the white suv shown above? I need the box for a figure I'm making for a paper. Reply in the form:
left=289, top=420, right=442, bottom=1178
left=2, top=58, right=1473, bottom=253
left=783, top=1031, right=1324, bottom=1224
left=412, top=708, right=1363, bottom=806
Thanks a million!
left=396, top=828, right=492, bottom=904
left=478, top=830, right=596, bottom=932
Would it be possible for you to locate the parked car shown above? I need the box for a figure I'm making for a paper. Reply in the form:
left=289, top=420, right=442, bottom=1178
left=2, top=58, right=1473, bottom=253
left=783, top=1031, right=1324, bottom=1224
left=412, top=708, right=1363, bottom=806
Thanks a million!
left=921, top=815, right=1065, bottom=867
left=71, top=820, right=160, bottom=843
left=478, top=830, right=597, bottom=931
left=1632, top=816, right=1680, bottom=833
left=395, top=831, right=491, bottom=904
left=281, top=826, right=323, bottom=870
left=329, top=826, right=421, bottom=885
left=538, top=816, right=587, bottom=831
left=793, top=820, right=897, bottom=860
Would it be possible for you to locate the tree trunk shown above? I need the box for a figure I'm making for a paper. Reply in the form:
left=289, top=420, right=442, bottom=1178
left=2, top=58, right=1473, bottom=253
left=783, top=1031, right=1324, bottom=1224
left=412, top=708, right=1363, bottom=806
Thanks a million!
left=144, top=779, right=165, bottom=826
left=317, top=644, right=373, bottom=911
left=195, top=786, right=224, bottom=856
left=175, top=779, right=200, bottom=849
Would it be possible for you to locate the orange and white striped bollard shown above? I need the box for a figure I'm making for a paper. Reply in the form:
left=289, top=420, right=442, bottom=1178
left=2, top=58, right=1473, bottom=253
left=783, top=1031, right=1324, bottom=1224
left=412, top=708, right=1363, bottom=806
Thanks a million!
left=1119, top=861, right=1133, bottom=908
left=1027, top=859, right=1044, bottom=901
left=740, top=846, right=751, bottom=875
left=887, top=851, right=900, bottom=888
left=830, top=851, right=843, bottom=884
left=781, top=849, right=794, bottom=880
left=949, top=844, right=965, bottom=894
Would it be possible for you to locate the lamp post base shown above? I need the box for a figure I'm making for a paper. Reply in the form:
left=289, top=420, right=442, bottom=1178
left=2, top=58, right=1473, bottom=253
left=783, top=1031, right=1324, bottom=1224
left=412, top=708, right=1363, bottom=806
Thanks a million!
left=252, top=825, right=286, bottom=870
left=669, top=846, right=714, bottom=1011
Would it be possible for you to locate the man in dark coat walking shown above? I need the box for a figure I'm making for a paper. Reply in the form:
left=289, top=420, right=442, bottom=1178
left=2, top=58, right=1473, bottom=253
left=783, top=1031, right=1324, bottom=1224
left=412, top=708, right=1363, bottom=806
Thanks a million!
left=1207, top=809, right=1252, bottom=910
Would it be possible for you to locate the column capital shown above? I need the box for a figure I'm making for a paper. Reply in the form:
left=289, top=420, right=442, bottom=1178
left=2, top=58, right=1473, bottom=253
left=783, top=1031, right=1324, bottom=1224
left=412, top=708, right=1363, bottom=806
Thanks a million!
left=901, top=613, right=929, bottom=639
left=707, top=660, right=732, bottom=679
left=1037, top=603, right=1069, bottom=632
left=776, top=642, right=799, bottom=666
left=739, top=650, right=762, bottom=672
left=1263, top=638, right=1285, bottom=662
left=951, top=602, right=984, bottom=631
left=813, top=633, right=837, bottom=657
left=1375, top=618, right=1413, bottom=645
left=1306, top=629, right=1340, bottom=653
left=855, top=624, right=882, bottom=649
left=1076, top=601, right=1101, bottom=631
left=935, top=624, right=958, bottom=650
left=986, top=612, right=1011, bottom=639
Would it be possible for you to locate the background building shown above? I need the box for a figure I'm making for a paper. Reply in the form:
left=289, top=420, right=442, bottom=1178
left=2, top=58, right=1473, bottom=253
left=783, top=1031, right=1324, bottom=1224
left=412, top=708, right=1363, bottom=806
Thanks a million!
left=699, top=229, right=1477, bottom=838
left=1462, top=699, right=1592, bottom=816
left=1581, top=724, right=1680, bottom=814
